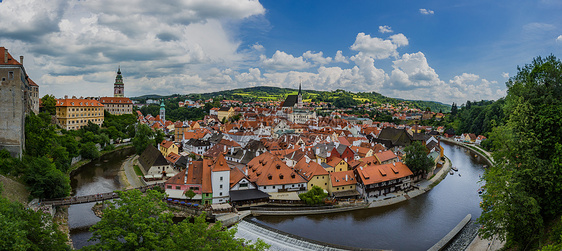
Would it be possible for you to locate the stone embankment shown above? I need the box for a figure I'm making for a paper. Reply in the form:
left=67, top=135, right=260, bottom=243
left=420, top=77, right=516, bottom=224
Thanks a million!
left=440, top=138, right=494, bottom=166
left=428, top=214, right=471, bottom=251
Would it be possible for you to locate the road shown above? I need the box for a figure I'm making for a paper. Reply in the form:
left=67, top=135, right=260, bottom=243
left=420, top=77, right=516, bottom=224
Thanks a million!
left=121, top=155, right=144, bottom=189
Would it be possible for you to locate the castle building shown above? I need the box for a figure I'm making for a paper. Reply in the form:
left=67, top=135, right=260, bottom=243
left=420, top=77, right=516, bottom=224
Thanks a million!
left=281, top=83, right=316, bottom=124
left=99, top=97, right=133, bottom=115
left=55, top=97, right=105, bottom=130
left=0, top=47, right=34, bottom=157
left=114, top=67, right=124, bottom=97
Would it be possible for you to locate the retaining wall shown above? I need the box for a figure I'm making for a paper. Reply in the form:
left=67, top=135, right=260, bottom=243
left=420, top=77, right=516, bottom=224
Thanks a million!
left=428, top=214, right=472, bottom=251
left=251, top=203, right=368, bottom=216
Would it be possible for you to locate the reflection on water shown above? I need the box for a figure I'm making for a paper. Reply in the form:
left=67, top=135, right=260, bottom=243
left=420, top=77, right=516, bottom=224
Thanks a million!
left=68, top=147, right=135, bottom=249
left=253, top=142, right=486, bottom=251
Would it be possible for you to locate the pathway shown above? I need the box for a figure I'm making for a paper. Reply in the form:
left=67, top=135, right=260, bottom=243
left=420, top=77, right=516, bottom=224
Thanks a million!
left=122, top=155, right=144, bottom=188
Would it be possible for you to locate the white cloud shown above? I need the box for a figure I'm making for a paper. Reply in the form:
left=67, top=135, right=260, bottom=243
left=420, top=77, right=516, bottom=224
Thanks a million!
left=379, top=25, right=393, bottom=33
left=557, top=35, right=562, bottom=43
left=252, top=43, right=265, bottom=51
left=350, top=32, right=408, bottom=59
left=419, top=9, right=434, bottom=15
left=523, top=22, right=556, bottom=32
left=334, top=50, right=349, bottom=63
left=388, top=52, right=441, bottom=89
left=260, top=51, right=311, bottom=71
left=303, top=51, right=332, bottom=65
left=502, top=72, right=509, bottom=78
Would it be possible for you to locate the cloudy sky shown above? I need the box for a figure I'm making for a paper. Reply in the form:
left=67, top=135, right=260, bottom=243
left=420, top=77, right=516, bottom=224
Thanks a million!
left=1, top=0, right=561, bottom=104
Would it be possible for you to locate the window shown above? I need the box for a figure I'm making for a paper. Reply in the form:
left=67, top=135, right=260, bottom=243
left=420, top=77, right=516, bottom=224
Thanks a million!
left=337, top=187, right=339, bottom=190
left=219, top=192, right=223, bottom=196
left=167, top=185, right=172, bottom=189
left=176, top=186, right=180, bottom=190
left=220, top=176, right=223, bottom=181
left=8, top=71, right=14, bottom=80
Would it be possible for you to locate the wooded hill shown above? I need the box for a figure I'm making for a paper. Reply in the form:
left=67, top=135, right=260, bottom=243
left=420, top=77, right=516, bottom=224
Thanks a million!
left=133, top=86, right=451, bottom=113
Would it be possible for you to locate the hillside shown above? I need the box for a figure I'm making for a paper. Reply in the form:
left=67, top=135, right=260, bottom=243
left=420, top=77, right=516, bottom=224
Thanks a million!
left=134, top=86, right=451, bottom=112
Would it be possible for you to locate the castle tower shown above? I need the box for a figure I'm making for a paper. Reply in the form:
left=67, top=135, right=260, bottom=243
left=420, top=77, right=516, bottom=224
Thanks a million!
left=114, top=67, right=124, bottom=97
left=160, top=99, right=166, bottom=123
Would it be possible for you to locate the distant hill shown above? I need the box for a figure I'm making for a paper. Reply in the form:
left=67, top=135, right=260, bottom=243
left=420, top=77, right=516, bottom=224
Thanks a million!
left=132, top=86, right=451, bottom=112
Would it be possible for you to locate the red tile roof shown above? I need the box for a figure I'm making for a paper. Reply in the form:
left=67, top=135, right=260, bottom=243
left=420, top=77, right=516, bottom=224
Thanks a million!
left=160, top=140, right=176, bottom=149
left=99, top=97, right=133, bottom=104
left=356, top=162, right=413, bottom=186
left=212, top=154, right=230, bottom=172
left=293, top=158, right=328, bottom=181
left=374, top=150, right=399, bottom=163
left=0, top=47, right=22, bottom=66
left=330, top=170, right=356, bottom=187
left=56, top=98, right=104, bottom=107
left=245, top=152, right=307, bottom=186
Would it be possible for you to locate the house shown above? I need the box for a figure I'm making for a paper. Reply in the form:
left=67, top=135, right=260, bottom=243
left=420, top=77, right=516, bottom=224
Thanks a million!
left=183, top=138, right=211, bottom=155
left=245, top=152, right=307, bottom=198
left=328, top=170, right=360, bottom=199
left=329, top=143, right=355, bottom=162
left=373, top=128, right=413, bottom=148
left=444, top=128, right=455, bottom=138
left=293, top=158, right=330, bottom=191
left=475, top=135, right=487, bottom=145
left=164, top=157, right=212, bottom=204
left=210, top=154, right=231, bottom=204
left=229, top=167, right=270, bottom=206
left=138, top=145, right=177, bottom=180
left=217, top=107, right=234, bottom=121
left=355, top=162, right=413, bottom=198
left=326, top=157, right=349, bottom=172
left=350, top=146, right=373, bottom=159
left=374, top=150, right=400, bottom=165
left=159, top=140, right=179, bottom=157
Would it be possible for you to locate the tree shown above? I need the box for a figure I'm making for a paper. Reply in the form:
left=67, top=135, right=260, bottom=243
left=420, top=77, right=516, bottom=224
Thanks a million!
left=478, top=55, right=562, bottom=248
left=184, top=189, right=196, bottom=199
left=133, top=124, right=155, bottom=155
left=80, top=142, right=100, bottom=160
left=450, top=102, right=458, bottom=116
left=403, top=141, right=433, bottom=174
left=23, top=156, right=70, bottom=199
left=298, top=186, right=328, bottom=205
left=86, top=189, right=268, bottom=251
left=0, top=197, right=69, bottom=250
left=40, top=94, right=57, bottom=115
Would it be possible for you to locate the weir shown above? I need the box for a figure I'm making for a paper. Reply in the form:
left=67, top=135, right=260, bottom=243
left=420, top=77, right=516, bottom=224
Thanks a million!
left=234, top=219, right=383, bottom=251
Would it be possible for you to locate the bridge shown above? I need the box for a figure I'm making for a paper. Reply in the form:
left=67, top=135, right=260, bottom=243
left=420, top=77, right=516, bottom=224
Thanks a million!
left=41, top=183, right=165, bottom=207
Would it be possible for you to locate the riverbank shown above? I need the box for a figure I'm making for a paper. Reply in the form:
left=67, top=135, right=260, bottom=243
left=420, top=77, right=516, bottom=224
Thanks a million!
left=440, top=138, right=494, bottom=166
left=68, top=144, right=134, bottom=177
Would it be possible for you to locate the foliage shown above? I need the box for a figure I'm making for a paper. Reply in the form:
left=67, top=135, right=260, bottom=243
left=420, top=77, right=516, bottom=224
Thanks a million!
left=403, top=141, right=433, bottom=174
left=184, top=189, right=196, bottom=199
left=478, top=55, right=562, bottom=249
left=298, top=186, right=328, bottom=205
left=0, top=197, right=69, bottom=250
left=80, top=142, right=100, bottom=160
left=133, top=124, right=155, bottom=155
left=86, top=189, right=268, bottom=251
left=40, top=94, right=57, bottom=115
left=23, top=156, right=70, bottom=199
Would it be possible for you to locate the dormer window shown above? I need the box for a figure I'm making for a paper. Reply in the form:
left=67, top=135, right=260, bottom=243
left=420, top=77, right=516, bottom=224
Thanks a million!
left=268, top=174, right=272, bottom=180
left=279, top=174, right=284, bottom=179
left=276, top=164, right=280, bottom=169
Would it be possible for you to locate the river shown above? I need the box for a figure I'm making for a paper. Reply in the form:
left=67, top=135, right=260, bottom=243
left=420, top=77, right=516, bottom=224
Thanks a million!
left=68, top=147, right=135, bottom=249
left=249, top=142, right=487, bottom=251
left=69, top=142, right=485, bottom=250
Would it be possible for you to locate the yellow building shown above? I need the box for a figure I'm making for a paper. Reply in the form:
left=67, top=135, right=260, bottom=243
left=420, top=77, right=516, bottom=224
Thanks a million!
left=327, top=157, right=349, bottom=172
left=328, top=170, right=358, bottom=198
left=159, top=140, right=179, bottom=157
left=293, top=159, right=330, bottom=191
left=217, top=107, right=234, bottom=121
left=99, top=97, right=133, bottom=115
left=56, top=97, right=104, bottom=130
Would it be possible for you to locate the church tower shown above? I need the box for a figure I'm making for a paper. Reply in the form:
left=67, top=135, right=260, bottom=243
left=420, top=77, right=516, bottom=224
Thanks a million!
left=159, top=99, right=166, bottom=123
left=297, top=82, right=303, bottom=109
left=114, top=67, right=124, bottom=97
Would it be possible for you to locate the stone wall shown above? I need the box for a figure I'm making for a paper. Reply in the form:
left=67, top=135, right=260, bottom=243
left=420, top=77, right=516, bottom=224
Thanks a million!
left=0, top=66, right=26, bottom=158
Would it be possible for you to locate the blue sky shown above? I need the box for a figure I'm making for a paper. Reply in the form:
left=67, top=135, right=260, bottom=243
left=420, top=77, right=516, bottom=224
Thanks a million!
left=1, top=0, right=561, bottom=104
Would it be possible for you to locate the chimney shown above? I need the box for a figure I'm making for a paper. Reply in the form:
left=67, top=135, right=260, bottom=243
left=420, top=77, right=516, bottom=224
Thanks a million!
left=20, top=56, right=23, bottom=65
left=64, top=95, right=68, bottom=99
left=4, top=49, right=7, bottom=63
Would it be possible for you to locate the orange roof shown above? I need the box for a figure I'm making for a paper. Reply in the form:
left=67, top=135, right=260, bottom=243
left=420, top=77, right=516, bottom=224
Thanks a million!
left=165, top=152, right=181, bottom=163
left=374, top=150, right=398, bottom=163
left=201, top=159, right=213, bottom=193
left=330, top=170, right=356, bottom=187
left=99, top=97, right=133, bottom=104
left=212, top=154, right=230, bottom=172
left=165, top=169, right=188, bottom=186
left=28, top=78, right=38, bottom=87
left=293, top=158, right=328, bottom=181
left=0, top=47, right=22, bottom=66
left=360, top=156, right=380, bottom=166
left=327, top=157, right=344, bottom=167
left=56, top=98, right=104, bottom=107
left=245, top=152, right=306, bottom=186
left=356, top=162, right=413, bottom=186
left=160, top=140, right=176, bottom=149
left=229, top=167, right=247, bottom=188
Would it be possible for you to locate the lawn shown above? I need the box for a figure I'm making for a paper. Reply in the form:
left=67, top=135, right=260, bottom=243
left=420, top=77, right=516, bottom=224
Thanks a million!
left=133, top=165, right=144, bottom=176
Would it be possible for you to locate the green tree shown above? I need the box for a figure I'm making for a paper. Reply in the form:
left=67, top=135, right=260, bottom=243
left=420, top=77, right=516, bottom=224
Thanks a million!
left=40, top=94, right=57, bottom=115
left=403, top=141, right=433, bottom=174
left=298, top=186, right=328, bottom=205
left=0, top=197, right=69, bottom=250
left=23, top=156, right=70, bottom=199
left=80, top=142, right=100, bottom=160
left=133, top=124, right=155, bottom=155
left=86, top=189, right=268, bottom=251
left=184, top=189, right=196, bottom=199
left=478, top=55, right=562, bottom=248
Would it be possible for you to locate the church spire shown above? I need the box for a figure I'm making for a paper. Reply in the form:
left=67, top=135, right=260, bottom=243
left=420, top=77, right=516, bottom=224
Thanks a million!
left=114, top=66, right=124, bottom=97
left=298, top=82, right=302, bottom=95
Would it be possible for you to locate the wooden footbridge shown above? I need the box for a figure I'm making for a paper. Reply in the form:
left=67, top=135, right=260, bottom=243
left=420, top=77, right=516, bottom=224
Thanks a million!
left=41, top=183, right=165, bottom=207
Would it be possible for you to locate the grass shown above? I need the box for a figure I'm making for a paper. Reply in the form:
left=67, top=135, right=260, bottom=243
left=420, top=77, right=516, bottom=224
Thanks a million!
left=133, top=165, right=143, bottom=177
left=0, top=175, right=30, bottom=204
